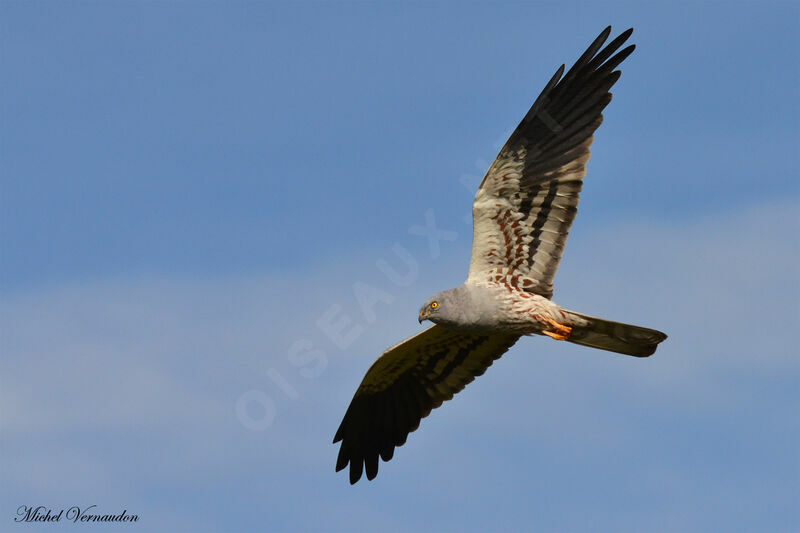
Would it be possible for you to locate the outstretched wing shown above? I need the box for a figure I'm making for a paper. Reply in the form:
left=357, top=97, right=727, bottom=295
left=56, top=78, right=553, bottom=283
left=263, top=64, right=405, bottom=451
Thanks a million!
left=333, top=325, right=519, bottom=484
left=467, top=27, right=635, bottom=299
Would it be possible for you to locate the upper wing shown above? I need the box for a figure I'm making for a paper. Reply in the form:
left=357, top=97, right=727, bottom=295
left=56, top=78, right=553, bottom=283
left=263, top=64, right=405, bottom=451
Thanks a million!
left=467, top=27, right=635, bottom=298
left=333, top=325, right=519, bottom=484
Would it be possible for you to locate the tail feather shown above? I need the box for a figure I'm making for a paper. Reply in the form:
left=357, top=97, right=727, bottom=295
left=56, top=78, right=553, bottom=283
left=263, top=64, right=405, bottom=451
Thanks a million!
left=564, top=311, right=667, bottom=357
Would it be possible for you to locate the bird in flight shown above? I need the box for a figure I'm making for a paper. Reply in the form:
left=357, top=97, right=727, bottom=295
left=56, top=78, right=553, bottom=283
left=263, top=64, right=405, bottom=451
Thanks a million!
left=334, top=27, right=667, bottom=484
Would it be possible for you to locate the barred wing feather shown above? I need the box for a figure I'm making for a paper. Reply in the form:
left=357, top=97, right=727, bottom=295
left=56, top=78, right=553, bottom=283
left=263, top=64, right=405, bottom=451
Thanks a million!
left=467, top=27, right=635, bottom=298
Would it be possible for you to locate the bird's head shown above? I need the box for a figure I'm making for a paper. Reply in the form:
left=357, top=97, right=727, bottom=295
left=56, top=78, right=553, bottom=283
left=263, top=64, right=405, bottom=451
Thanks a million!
left=418, top=297, right=440, bottom=324
left=418, top=288, right=461, bottom=325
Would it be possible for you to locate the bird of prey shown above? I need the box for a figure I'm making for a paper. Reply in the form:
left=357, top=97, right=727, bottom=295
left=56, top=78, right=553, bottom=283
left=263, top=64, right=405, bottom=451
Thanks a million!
left=334, top=27, right=667, bottom=484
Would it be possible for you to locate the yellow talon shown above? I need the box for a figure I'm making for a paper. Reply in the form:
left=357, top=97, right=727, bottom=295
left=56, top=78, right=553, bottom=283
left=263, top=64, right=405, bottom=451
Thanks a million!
left=542, top=330, right=570, bottom=341
left=542, top=317, right=572, bottom=341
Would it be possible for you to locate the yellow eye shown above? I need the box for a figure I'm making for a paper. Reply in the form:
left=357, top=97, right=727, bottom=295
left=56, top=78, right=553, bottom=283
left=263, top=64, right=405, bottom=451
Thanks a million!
left=430, top=301, right=438, bottom=309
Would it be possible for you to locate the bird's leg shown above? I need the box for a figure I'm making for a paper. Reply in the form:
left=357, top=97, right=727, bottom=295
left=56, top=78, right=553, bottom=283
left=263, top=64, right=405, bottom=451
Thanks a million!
left=542, top=317, right=572, bottom=341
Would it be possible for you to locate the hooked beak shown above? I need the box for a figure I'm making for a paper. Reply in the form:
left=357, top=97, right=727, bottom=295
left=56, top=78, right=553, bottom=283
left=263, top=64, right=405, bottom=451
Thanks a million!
left=418, top=309, right=427, bottom=324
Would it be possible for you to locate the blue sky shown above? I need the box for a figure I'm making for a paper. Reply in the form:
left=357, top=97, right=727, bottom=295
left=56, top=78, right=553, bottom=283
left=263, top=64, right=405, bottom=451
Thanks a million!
left=1, top=2, right=798, bottom=532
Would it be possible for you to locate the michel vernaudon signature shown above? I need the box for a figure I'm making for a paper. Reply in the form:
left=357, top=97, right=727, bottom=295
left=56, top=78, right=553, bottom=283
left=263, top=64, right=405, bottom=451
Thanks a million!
left=14, top=505, right=139, bottom=523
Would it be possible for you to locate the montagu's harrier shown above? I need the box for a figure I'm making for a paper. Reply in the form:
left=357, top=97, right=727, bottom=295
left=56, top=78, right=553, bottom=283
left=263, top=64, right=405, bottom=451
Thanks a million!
left=334, top=27, right=667, bottom=484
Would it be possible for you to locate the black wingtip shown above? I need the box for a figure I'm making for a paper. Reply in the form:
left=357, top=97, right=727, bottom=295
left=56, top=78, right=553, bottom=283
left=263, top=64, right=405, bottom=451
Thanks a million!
left=604, top=44, right=636, bottom=74
left=588, top=26, right=612, bottom=57
left=602, top=26, right=633, bottom=40
left=349, top=461, right=363, bottom=484
left=335, top=450, right=348, bottom=472
left=365, top=454, right=379, bottom=481
left=612, top=28, right=634, bottom=52
left=620, top=43, right=636, bottom=62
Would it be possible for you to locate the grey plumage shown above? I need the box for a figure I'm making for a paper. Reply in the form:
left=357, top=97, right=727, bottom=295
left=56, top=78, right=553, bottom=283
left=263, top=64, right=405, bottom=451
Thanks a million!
left=562, top=310, right=668, bottom=357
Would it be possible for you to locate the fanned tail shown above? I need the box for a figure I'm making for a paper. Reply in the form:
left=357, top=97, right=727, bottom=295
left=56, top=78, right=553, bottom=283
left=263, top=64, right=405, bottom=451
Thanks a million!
left=564, top=310, right=667, bottom=357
